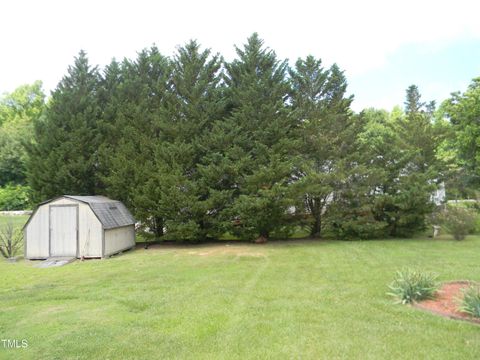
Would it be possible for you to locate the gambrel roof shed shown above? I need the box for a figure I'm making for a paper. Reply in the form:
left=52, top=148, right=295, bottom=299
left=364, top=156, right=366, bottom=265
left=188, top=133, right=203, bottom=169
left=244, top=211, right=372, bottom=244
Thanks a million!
left=24, top=195, right=136, bottom=259
left=60, top=195, right=135, bottom=229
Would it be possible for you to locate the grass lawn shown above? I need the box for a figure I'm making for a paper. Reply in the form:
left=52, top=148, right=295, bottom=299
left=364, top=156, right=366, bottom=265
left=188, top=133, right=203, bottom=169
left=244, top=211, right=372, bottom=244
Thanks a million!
left=1, top=235, right=480, bottom=359
left=0, top=215, right=28, bottom=229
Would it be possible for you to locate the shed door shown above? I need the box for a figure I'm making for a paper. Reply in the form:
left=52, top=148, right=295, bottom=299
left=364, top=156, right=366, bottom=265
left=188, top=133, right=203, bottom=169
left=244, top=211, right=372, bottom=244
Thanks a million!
left=50, top=205, right=78, bottom=257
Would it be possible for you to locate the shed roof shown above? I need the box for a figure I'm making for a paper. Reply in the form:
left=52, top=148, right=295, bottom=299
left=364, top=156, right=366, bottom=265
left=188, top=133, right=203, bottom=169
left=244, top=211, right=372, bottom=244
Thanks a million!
left=62, top=195, right=136, bottom=229
left=24, top=195, right=136, bottom=230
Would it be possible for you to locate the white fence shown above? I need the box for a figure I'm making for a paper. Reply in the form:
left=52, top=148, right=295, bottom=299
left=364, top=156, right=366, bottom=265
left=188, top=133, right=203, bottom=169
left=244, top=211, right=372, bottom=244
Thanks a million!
left=0, top=210, right=32, bottom=216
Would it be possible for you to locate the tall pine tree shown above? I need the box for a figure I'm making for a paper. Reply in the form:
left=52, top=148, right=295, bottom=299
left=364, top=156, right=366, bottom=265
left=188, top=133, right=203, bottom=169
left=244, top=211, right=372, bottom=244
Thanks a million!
left=213, top=33, right=297, bottom=241
left=154, top=40, right=224, bottom=241
left=101, top=47, right=171, bottom=238
left=101, top=42, right=224, bottom=241
left=289, top=56, right=354, bottom=237
left=27, top=51, right=101, bottom=201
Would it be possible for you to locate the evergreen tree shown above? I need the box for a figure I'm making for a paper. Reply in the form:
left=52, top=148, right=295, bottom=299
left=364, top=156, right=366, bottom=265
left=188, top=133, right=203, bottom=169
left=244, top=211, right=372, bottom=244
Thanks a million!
left=329, top=92, right=442, bottom=239
left=364, top=107, right=432, bottom=237
left=289, top=56, right=354, bottom=237
left=346, top=86, right=440, bottom=238
left=212, top=33, right=297, bottom=241
left=327, top=110, right=391, bottom=239
left=96, top=58, right=123, bottom=193
left=388, top=86, right=439, bottom=235
left=404, top=84, right=425, bottom=114
left=102, top=42, right=224, bottom=241
left=154, top=40, right=224, bottom=241
left=401, top=85, right=438, bottom=174
left=27, top=51, right=101, bottom=201
left=101, top=47, right=171, bottom=238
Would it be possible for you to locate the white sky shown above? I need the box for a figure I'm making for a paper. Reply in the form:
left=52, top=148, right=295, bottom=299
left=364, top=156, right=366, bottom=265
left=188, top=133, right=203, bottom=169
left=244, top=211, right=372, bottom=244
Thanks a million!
left=1, top=0, right=480, bottom=110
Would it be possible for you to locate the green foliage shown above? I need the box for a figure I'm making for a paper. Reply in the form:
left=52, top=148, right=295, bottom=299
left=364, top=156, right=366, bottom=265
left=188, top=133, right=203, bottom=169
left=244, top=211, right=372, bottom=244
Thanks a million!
left=101, top=42, right=225, bottom=241
left=289, top=56, right=354, bottom=238
left=332, top=85, right=442, bottom=240
left=0, top=81, right=45, bottom=186
left=0, top=81, right=45, bottom=124
left=27, top=51, right=101, bottom=202
left=20, top=37, right=457, bottom=242
left=0, top=129, right=26, bottom=185
left=98, top=49, right=171, bottom=238
left=439, top=206, right=477, bottom=240
left=326, top=201, right=389, bottom=240
left=459, top=285, right=480, bottom=318
left=386, top=87, right=439, bottom=236
left=0, top=222, right=23, bottom=258
left=0, top=184, right=31, bottom=210
left=208, top=33, right=298, bottom=241
left=388, top=269, right=438, bottom=304
left=442, top=78, right=480, bottom=189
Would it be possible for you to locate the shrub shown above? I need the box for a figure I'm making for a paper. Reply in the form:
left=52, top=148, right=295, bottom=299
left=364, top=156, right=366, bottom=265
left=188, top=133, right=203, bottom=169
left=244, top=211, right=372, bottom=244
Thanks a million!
left=388, top=269, right=438, bottom=304
left=459, top=285, right=480, bottom=318
left=324, top=203, right=389, bottom=240
left=0, top=222, right=23, bottom=258
left=0, top=184, right=31, bottom=211
left=439, top=206, right=477, bottom=240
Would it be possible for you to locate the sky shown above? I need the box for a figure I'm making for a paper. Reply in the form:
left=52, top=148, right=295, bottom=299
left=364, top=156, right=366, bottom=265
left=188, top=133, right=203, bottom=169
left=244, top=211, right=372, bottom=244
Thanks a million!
left=1, top=0, right=480, bottom=111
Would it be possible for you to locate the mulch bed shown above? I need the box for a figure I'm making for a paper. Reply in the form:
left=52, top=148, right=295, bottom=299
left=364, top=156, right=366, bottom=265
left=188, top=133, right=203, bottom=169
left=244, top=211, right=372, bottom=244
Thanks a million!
left=413, top=281, right=480, bottom=324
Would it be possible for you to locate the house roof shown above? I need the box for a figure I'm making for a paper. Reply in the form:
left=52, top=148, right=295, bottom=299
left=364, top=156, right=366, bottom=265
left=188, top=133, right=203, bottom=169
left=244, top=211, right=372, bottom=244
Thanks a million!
left=24, top=195, right=136, bottom=230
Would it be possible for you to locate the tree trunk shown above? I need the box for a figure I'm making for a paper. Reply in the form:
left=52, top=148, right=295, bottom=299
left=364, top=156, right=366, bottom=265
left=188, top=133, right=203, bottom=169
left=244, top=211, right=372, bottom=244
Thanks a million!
left=154, top=216, right=164, bottom=238
left=310, top=215, right=322, bottom=238
left=146, top=216, right=163, bottom=249
left=308, top=196, right=322, bottom=238
left=255, top=230, right=269, bottom=243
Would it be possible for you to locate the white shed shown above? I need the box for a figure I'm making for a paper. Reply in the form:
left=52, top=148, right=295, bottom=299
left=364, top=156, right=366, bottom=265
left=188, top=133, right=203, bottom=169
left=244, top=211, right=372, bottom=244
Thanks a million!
left=24, top=195, right=136, bottom=259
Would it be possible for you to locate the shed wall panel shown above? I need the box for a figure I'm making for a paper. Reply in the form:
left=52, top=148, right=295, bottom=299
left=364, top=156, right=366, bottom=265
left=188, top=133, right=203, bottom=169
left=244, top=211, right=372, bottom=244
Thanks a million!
left=78, top=203, right=102, bottom=257
left=25, top=204, right=49, bottom=259
left=104, top=226, right=135, bottom=256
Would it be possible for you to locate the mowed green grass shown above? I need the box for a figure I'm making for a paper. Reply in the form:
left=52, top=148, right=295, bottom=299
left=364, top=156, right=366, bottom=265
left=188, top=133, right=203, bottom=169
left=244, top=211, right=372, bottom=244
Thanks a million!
left=1, top=236, right=480, bottom=359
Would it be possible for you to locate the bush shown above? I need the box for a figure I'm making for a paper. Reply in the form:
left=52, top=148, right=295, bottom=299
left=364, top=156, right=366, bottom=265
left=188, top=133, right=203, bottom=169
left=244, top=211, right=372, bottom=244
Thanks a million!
left=459, top=285, right=480, bottom=318
left=325, top=203, right=389, bottom=240
left=0, top=222, right=23, bottom=258
left=439, top=206, right=477, bottom=240
left=0, top=184, right=31, bottom=211
left=388, top=269, right=438, bottom=304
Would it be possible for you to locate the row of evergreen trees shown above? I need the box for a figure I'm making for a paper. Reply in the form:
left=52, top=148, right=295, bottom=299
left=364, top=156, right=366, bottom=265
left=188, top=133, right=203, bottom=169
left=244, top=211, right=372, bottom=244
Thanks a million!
left=27, top=34, right=443, bottom=241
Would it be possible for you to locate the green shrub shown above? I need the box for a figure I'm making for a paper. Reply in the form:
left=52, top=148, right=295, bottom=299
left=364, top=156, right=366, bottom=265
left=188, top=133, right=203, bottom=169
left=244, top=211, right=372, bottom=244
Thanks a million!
left=325, top=204, right=389, bottom=240
left=0, top=184, right=31, bottom=211
left=0, top=222, right=23, bottom=258
left=388, top=269, right=438, bottom=304
left=459, top=285, right=480, bottom=318
left=439, top=206, right=477, bottom=240
left=467, top=203, right=480, bottom=233
left=449, top=201, right=480, bottom=234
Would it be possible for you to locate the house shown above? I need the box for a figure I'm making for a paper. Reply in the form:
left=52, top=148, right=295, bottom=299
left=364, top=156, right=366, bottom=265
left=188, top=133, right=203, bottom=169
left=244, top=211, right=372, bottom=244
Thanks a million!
left=24, top=195, right=135, bottom=259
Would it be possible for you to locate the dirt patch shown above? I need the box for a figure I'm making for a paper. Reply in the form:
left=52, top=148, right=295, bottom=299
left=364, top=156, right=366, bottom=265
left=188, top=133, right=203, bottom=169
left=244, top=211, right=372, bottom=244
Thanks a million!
left=254, top=236, right=268, bottom=244
left=199, top=249, right=265, bottom=257
left=188, top=244, right=266, bottom=258
left=414, top=281, right=480, bottom=324
left=140, top=243, right=266, bottom=258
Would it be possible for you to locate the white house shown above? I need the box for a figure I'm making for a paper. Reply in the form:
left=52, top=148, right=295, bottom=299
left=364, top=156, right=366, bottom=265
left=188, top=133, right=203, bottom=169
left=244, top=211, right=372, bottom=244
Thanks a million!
left=24, top=195, right=136, bottom=259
